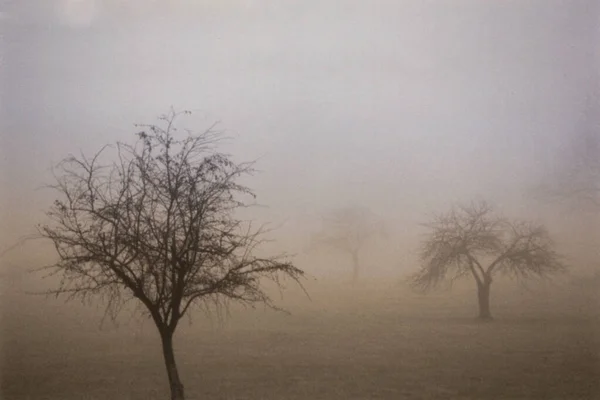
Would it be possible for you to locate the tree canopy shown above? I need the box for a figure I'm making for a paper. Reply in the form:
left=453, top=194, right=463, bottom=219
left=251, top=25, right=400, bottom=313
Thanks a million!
left=309, top=206, right=386, bottom=283
left=411, top=200, right=566, bottom=319
left=38, top=110, right=304, bottom=399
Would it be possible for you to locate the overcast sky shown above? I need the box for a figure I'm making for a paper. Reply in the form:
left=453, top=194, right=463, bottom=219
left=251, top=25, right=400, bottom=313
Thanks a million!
left=1, top=0, right=599, bottom=254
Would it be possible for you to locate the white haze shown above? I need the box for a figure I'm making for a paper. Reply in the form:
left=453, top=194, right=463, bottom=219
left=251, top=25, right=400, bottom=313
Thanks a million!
left=1, top=0, right=599, bottom=280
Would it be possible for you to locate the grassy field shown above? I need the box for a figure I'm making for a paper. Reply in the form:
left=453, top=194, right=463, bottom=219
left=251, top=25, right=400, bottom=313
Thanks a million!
left=1, top=279, right=599, bottom=400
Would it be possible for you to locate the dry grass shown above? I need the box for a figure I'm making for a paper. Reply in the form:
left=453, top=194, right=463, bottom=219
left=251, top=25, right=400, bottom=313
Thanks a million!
left=1, top=279, right=599, bottom=400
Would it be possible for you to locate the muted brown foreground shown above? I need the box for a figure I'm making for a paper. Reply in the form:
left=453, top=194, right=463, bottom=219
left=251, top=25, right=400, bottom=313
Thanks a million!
left=1, top=279, right=599, bottom=400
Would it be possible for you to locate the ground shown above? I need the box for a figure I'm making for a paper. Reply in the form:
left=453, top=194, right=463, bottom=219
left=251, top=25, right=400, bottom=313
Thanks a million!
left=1, top=279, right=599, bottom=400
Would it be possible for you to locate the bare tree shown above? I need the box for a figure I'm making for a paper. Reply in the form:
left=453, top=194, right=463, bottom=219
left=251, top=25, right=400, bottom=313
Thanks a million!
left=309, top=206, right=386, bottom=284
left=411, top=200, right=566, bottom=320
left=534, top=130, right=600, bottom=211
left=37, top=110, right=305, bottom=400
left=532, top=125, right=600, bottom=284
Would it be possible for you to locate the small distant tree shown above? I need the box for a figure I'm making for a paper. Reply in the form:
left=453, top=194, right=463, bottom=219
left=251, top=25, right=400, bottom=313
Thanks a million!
left=309, top=206, right=386, bottom=284
left=411, top=200, right=566, bottom=320
left=38, top=110, right=305, bottom=400
left=534, top=131, right=600, bottom=211
left=533, top=129, right=600, bottom=286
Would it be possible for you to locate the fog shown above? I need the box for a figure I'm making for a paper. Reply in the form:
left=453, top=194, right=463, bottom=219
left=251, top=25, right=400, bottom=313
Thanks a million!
left=1, top=1, right=599, bottom=399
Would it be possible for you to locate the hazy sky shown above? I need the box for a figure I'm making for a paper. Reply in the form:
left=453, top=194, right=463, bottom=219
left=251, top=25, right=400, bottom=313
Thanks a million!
left=1, top=0, right=599, bottom=252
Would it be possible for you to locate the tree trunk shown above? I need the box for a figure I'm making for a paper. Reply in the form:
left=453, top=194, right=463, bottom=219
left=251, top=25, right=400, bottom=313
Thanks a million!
left=351, top=251, right=360, bottom=284
left=160, top=330, right=185, bottom=400
left=476, top=281, right=493, bottom=320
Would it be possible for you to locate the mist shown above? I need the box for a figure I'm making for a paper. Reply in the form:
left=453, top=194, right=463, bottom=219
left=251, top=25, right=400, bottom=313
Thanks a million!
left=1, top=1, right=599, bottom=399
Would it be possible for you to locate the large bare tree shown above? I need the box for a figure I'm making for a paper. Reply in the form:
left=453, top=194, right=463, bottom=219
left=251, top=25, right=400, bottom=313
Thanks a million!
left=309, top=206, right=386, bottom=284
left=38, top=110, right=304, bottom=400
left=411, top=201, right=566, bottom=320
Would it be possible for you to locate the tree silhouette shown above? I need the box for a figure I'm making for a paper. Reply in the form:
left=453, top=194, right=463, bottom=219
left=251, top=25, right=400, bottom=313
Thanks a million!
left=411, top=200, right=565, bottom=320
left=309, top=206, right=386, bottom=284
left=38, top=110, right=305, bottom=400
left=532, top=122, right=600, bottom=286
left=535, top=130, right=600, bottom=211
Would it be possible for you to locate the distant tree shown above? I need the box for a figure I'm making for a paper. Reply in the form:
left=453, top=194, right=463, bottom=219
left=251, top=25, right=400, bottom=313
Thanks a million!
left=309, top=206, right=386, bottom=284
left=411, top=200, right=566, bottom=320
left=532, top=126, right=600, bottom=285
left=37, top=110, right=305, bottom=400
left=534, top=131, right=600, bottom=211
